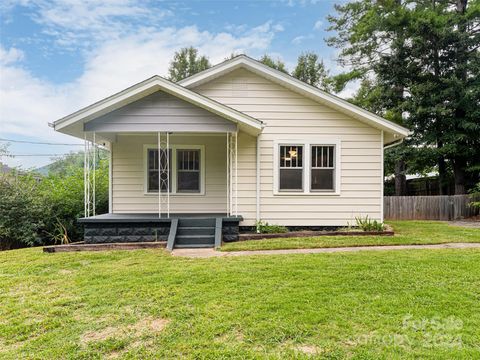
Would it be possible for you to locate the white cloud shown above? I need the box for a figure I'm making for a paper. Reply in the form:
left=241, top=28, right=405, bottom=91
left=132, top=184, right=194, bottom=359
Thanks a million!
left=0, top=47, right=24, bottom=65
left=291, top=34, right=314, bottom=45
left=313, top=20, right=323, bottom=30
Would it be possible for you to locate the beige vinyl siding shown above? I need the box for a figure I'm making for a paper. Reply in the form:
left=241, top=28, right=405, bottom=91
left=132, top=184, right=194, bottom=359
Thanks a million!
left=195, top=68, right=382, bottom=226
left=112, top=134, right=227, bottom=214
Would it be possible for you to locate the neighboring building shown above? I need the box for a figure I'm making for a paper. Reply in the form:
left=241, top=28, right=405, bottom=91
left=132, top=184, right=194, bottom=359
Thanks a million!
left=53, top=55, right=409, bottom=248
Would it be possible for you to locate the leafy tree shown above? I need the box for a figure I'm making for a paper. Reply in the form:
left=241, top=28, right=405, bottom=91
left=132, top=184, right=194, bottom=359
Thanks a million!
left=292, top=52, right=331, bottom=90
left=259, top=54, right=288, bottom=73
left=327, top=0, right=480, bottom=194
left=168, top=47, right=211, bottom=82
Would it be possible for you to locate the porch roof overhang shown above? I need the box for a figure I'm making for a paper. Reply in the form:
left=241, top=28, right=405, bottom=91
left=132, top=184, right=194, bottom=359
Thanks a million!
left=52, top=75, right=263, bottom=141
left=179, top=55, right=412, bottom=146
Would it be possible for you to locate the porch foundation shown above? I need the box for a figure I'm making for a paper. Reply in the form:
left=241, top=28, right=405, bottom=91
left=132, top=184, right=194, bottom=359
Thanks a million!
left=79, top=214, right=242, bottom=244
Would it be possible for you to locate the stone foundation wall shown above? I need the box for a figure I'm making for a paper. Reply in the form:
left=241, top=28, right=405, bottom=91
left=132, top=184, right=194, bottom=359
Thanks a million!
left=83, top=219, right=240, bottom=244
left=222, top=222, right=239, bottom=242
left=84, top=222, right=170, bottom=243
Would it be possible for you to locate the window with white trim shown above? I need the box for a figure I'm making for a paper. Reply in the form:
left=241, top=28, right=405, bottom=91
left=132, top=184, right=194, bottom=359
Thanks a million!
left=311, top=145, right=335, bottom=191
left=177, top=149, right=200, bottom=193
left=279, top=145, right=303, bottom=191
left=275, top=140, right=340, bottom=195
left=145, top=145, right=204, bottom=194
left=147, top=149, right=171, bottom=192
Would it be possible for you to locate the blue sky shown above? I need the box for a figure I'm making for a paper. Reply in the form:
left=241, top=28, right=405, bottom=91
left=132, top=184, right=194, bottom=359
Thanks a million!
left=0, top=0, right=347, bottom=168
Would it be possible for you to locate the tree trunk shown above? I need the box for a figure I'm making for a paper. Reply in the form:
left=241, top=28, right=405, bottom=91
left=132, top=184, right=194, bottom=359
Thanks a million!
left=453, top=157, right=467, bottom=194
left=395, top=160, right=407, bottom=196
left=437, top=141, right=448, bottom=195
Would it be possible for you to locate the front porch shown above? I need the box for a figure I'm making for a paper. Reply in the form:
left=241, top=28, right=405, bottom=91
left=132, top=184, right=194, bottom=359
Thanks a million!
left=79, top=213, right=243, bottom=249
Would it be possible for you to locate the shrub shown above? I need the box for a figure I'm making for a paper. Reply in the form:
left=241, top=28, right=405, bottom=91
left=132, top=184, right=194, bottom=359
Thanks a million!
left=255, top=220, right=288, bottom=234
left=355, top=215, right=385, bottom=232
left=0, top=172, right=45, bottom=249
left=469, top=182, right=480, bottom=210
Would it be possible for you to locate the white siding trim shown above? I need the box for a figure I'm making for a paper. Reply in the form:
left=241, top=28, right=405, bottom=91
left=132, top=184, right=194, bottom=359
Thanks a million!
left=273, top=138, right=341, bottom=196
left=143, top=144, right=206, bottom=196
left=108, top=145, right=113, bottom=213
left=256, top=134, right=261, bottom=223
left=380, top=130, right=384, bottom=222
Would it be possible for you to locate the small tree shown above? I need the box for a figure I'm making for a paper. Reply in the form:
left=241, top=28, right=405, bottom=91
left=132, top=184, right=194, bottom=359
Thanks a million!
left=292, top=52, right=331, bottom=91
left=259, top=54, right=288, bottom=73
left=168, top=47, right=211, bottom=82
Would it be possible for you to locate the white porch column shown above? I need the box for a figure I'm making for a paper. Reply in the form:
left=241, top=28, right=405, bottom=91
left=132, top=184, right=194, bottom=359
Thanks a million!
left=158, top=132, right=170, bottom=218
left=227, top=132, right=238, bottom=217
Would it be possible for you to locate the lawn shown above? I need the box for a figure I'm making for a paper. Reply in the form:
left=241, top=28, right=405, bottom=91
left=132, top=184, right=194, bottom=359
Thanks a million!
left=1, top=225, right=480, bottom=359
left=221, top=221, right=480, bottom=251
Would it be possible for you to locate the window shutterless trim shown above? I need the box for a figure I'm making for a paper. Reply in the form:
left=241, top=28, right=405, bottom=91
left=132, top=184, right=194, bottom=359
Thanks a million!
left=143, top=144, right=205, bottom=196
left=310, top=145, right=336, bottom=192
left=273, top=138, right=341, bottom=196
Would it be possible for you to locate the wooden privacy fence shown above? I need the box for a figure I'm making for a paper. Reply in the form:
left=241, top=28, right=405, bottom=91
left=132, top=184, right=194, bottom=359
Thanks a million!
left=384, top=195, right=480, bottom=220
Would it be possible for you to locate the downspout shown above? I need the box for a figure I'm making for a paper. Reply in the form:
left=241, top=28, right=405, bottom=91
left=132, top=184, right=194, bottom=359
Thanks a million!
left=256, top=134, right=261, bottom=230
left=384, top=138, right=404, bottom=150
left=380, top=131, right=384, bottom=223
left=108, top=142, right=113, bottom=214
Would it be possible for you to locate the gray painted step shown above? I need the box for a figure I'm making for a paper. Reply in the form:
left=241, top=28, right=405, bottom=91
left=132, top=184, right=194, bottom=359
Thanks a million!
left=174, top=244, right=215, bottom=249
left=178, top=218, right=216, bottom=227
left=175, top=234, right=215, bottom=245
left=177, top=226, right=215, bottom=236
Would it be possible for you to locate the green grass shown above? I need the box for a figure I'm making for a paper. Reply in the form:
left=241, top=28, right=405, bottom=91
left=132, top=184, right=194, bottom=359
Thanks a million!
left=221, top=221, right=480, bottom=252
left=1, top=223, right=480, bottom=359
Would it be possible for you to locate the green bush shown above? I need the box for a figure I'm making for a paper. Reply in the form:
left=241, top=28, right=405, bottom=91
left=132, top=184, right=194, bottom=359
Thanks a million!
left=355, top=215, right=385, bottom=232
left=0, top=173, right=45, bottom=249
left=469, top=182, right=480, bottom=210
left=0, top=156, right=109, bottom=250
left=255, top=220, right=288, bottom=234
left=37, top=160, right=108, bottom=243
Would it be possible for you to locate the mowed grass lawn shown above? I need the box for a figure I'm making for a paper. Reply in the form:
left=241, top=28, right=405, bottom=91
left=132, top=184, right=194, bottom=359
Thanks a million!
left=0, top=223, right=479, bottom=359
left=221, top=221, right=480, bottom=251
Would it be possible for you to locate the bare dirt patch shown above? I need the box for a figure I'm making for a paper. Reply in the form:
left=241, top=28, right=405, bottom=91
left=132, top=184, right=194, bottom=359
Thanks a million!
left=81, top=317, right=170, bottom=344
left=295, top=344, right=320, bottom=355
left=82, top=326, right=118, bottom=343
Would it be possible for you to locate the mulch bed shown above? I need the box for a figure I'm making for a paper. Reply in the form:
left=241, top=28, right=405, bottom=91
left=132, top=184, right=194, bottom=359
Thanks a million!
left=43, top=241, right=167, bottom=253
left=238, top=227, right=394, bottom=241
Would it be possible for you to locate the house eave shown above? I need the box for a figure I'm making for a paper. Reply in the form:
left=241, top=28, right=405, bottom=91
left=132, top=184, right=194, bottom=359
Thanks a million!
left=53, top=75, right=263, bottom=138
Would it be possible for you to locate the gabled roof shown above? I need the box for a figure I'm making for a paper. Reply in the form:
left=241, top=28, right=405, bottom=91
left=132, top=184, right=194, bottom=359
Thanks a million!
left=179, top=55, right=411, bottom=142
left=53, top=75, right=263, bottom=137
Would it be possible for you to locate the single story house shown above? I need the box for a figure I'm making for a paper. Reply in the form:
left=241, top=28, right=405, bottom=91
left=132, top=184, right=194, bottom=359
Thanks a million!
left=53, top=55, right=409, bottom=249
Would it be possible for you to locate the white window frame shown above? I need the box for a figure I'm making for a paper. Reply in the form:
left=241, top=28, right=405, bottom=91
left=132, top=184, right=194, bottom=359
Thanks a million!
left=273, top=138, right=341, bottom=196
left=310, top=145, right=336, bottom=192
left=278, top=144, right=305, bottom=192
left=143, top=144, right=205, bottom=196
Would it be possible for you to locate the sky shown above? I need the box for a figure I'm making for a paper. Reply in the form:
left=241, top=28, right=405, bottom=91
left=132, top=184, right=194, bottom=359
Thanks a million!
left=0, top=0, right=351, bottom=169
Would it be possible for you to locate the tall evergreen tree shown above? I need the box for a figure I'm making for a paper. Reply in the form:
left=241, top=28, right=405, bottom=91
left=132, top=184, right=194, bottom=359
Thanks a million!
left=292, top=52, right=331, bottom=91
left=327, top=0, right=480, bottom=194
left=259, top=54, right=288, bottom=73
left=168, top=47, right=211, bottom=82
